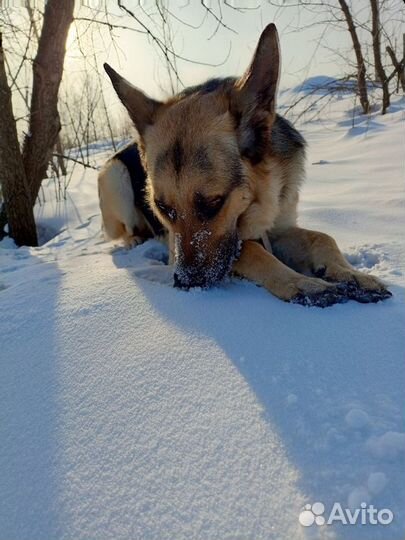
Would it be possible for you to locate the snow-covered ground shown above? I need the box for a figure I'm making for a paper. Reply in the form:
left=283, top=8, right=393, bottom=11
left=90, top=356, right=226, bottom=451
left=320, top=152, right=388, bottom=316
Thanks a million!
left=1, top=89, right=404, bottom=540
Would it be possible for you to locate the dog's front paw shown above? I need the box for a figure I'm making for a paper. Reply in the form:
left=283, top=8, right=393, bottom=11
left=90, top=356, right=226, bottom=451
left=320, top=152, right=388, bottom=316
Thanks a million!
left=124, top=235, right=145, bottom=249
left=335, top=281, right=392, bottom=304
left=291, top=289, right=349, bottom=308
left=315, top=264, right=392, bottom=304
left=283, top=277, right=347, bottom=308
left=291, top=282, right=348, bottom=308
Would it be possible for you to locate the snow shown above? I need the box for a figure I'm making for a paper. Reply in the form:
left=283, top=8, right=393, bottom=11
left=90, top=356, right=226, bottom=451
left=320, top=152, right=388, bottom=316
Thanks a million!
left=1, top=89, right=405, bottom=540
left=289, top=75, right=357, bottom=94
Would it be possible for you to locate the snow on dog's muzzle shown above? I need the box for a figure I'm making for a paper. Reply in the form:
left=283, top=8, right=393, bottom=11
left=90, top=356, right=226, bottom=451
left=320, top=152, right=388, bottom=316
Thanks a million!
left=173, top=230, right=240, bottom=289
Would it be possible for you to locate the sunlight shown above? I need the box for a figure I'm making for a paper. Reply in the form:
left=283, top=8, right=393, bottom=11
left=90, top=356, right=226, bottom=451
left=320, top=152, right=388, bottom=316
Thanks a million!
left=65, top=24, right=78, bottom=67
left=66, top=24, right=76, bottom=51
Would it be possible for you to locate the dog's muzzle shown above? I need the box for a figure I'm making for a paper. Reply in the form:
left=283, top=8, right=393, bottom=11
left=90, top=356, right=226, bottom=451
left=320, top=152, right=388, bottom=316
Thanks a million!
left=173, top=269, right=210, bottom=290
left=173, top=232, right=241, bottom=290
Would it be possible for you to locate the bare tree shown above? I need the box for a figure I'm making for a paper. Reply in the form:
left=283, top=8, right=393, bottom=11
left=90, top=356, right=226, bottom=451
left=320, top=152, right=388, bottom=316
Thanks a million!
left=22, top=0, right=75, bottom=206
left=386, top=44, right=405, bottom=92
left=0, top=33, right=37, bottom=246
left=0, top=0, right=74, bottom=245
left=26, top=0, right=67, bottom=177
left=268, top=0, right=371, bottom=113
left=337, top=0, right=370, bottom=113
left=268, top=0, right=404, bottom=114
left=370, top=0, right=390, bottom=113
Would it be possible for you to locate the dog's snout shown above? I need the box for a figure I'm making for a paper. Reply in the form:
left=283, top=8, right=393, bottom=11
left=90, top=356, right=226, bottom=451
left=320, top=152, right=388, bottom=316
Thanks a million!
left=173, top=231, right=240, bottom=290
left=173, top=272, right=187, bottom=289
left=173, top=270, right=205, bottom=290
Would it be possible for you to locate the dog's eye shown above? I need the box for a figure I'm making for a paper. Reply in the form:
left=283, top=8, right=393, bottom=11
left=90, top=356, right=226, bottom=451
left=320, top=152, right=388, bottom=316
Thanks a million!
left=195, top=194, right=225, bottom=221
left=154, top=199, right=177, bottom=222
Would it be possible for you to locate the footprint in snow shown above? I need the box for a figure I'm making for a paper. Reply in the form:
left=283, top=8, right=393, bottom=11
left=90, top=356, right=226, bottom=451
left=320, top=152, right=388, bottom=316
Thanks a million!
left=345, top=245, right=386, bottom=270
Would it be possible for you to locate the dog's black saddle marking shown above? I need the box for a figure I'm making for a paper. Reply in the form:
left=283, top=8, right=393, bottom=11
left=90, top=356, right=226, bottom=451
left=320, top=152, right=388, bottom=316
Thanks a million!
left=114, top=143, right=165, bottom=236
left=178, top=76, right=236, bottom=98
left=271, top=115, right=306, bottom=157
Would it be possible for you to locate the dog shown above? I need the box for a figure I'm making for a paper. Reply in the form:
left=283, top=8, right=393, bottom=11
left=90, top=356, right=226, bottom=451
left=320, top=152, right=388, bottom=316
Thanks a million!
left=99, top=23, right=391, bottom=307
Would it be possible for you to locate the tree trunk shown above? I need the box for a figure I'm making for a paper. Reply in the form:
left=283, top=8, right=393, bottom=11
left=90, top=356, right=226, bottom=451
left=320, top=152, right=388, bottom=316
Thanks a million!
left=370, top=0, right=390, bottom=113
left=338, top=0, right=370, bottom=114
left=0, top=34, right=38, bottom=246
left=56, top=138, right=67, bottom=176
left=386, top=46, right=405, bottom=93
left=22, top=0, right=75, bottom=204
left=27, top=0, right=67, bottom=179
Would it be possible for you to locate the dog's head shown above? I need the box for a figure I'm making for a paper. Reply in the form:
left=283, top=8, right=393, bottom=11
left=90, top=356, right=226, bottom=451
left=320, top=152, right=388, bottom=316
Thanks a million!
left=105, top=24, right=280, bottom=288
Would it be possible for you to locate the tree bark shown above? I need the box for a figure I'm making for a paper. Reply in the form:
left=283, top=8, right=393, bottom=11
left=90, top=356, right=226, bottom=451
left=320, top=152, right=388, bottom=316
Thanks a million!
left=370, top=0, right=390, bottom=113
left=0, top=34, right=38, bottom=246
left=386, top=45, right=405, bottom=93
left=27, top=0, right=67, bottom=179
left=338, top=0, right=370, bottom=114
left=22, top=0, right=75, bottom=204
left=56, top=138, right=67, bottom=176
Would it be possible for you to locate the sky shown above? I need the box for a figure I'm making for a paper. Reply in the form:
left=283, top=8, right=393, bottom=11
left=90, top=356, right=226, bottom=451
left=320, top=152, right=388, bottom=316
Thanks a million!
left=65, top=0, right=361, bottom=106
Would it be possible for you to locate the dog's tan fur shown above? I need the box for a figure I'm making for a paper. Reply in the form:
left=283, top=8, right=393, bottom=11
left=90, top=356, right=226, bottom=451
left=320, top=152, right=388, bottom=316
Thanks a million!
left=100, top=23, right=390, bottom=305
left=98, top=159, right=152, bottom=247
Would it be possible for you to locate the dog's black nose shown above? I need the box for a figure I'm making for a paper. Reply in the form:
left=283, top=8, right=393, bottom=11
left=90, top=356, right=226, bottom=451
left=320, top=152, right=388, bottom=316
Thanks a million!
left=174, top=272, right=190, bottom=290
left=173, top=272, right=181, bottom=288
left=174, top=271, right=205, bottom=290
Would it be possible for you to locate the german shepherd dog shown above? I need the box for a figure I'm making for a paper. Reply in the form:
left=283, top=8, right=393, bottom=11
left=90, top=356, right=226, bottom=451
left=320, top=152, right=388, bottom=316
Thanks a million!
left=99, top=24, right=391, bottom=307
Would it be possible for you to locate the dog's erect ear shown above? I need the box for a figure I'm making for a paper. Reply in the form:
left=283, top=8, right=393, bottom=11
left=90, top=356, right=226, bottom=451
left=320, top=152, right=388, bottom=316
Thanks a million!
left=232, top=24, right=280, bottom=164
left=104, top=63, right=162, bottom=136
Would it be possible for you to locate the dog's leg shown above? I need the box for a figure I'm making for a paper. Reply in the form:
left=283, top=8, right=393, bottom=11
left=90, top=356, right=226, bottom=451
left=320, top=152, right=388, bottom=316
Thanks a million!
left=233, top=240, right=349, bottom=307
left=98, top=158, right=151, bottom=248
left=270, top=227, right=391, bottom=303
left=122, top=229, right=145, bottom=249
